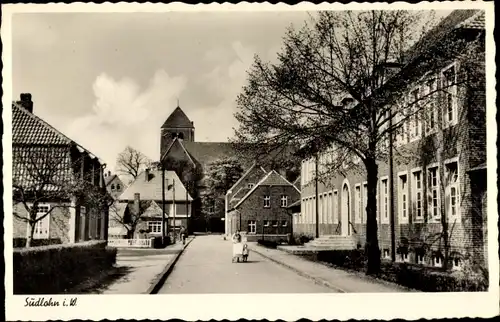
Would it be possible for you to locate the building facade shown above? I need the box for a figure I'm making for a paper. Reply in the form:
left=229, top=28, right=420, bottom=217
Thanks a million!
left=115, top=169, right=193, bottom=238
left=12, top=94, right=109, bottom=244
left=295, top=10, right=487, bottom=269
left=104, top=170, right=126, bottom=199
left=228, top=170, right=301, bottom=241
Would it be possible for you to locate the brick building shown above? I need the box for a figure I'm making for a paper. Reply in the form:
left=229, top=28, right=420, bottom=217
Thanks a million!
left=159, top=104, right=299, bottom=233
left=295, top=10, right=487, bottom=269
left=228, top=170, right=301, bottom=241
left=12, top=94, right=109, bottom=244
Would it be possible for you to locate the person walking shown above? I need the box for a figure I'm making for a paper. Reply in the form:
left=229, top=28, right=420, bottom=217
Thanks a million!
left=179, top=225, right=186, bottom=245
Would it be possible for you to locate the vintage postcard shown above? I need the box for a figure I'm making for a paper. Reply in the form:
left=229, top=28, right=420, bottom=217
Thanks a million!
left=2, top=1, right=497, bottom=321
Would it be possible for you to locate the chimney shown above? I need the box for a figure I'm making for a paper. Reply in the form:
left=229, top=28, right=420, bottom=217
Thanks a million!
left=18, top=93, right=33, bottom=113
left=145, top=168, right=150, bottom=182
left=134, top=193, right=140, bottom=215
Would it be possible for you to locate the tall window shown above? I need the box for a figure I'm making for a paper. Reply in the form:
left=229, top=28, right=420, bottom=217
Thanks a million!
left=362, top=183, right=368, bottom=223
left=381, top=178, right=389, bottom=223
left=318, top=195, right=323, bottom=224
left=428, top=166, right=440, bottom=221
left=327, top=192, right=333, bottom=224
left=425, top=78, right=437, bottom=134
left=33, top=204, right=50, bottom=239
left=443, top=65, right=457, bottom=126
left=333, top=191, right=339, bottom=224
left=446, top=161, right=460, bottom=220
left=413, top=170, right=423, bottom=221
left=323, top=193, right=328, bottom=224
left=148, top=221, right=162, bottom=233
left=410, top=89, right=422, bottom=140
left=280, top=195, right=288, bottom=208
left=263, top=195, right=270, bottom=208
left=248, top=220, right=256, bottom=234
left=399, top=174, right=409, bottom=224
left=355, top=185, right=362, bottom=223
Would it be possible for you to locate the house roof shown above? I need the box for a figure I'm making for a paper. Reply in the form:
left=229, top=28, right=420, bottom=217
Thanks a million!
left=232, top=170, right=300, bottom=210
left=119, top=169, right=193, bottom=202
left=12, top=102, right=103, bottom=162
left=161, top=106, right=193, bottom=129
left=183, top=141, right=246, bottom=168
left=161, top=137, right=196, bottom=167
left=287, top=199, right=301, bottom=210
left=142, top=200, right=164, bottom=218
left=226, top=162, right=267, bottom=195
left=292, top=176, right=301, bottom=190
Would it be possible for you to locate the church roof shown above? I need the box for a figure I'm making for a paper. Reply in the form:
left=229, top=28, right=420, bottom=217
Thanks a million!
left=161, top=106, right=193, bottom=129
left=183, top=141, right=253, bottom=169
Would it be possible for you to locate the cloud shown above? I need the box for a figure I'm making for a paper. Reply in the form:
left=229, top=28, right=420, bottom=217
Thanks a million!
left=64, top=70, right=187, bottom=170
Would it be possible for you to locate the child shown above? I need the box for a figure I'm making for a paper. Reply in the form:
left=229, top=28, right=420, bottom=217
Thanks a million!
left=242, top=243, right=249, bottom=262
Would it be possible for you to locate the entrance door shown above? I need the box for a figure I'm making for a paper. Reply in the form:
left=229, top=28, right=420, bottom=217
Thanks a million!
left=341, top=184, right=350, bottom=236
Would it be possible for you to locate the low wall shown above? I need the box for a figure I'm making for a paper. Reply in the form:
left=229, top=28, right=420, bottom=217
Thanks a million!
left=13, top=240, right=117, bottom=294
left=245, top=234, right=290, bottom=243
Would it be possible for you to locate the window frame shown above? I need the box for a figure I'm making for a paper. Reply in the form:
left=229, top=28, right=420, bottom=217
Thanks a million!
left=333, top=190, right=339, bottom=224
left=398, top=171, right=409, bottom=224
left=147, top=221, right=163, bottom=234
left=354, top=184, right=362, bottom=224
left=441, top=62, right=459, bottom=128
left=427, top=163, right=441, bottom=222
left=263, top=195, right=271, bottom=208
left=280, top=195, right=288, bottom=208
left=444, top=157, right=460, bottom=221
left=29, top=203, right=51, bottom=239
left=380, top=176, right=390, bottom=224
left=411, top=167, right=424, bottom=222
left=247, top=220, right=257, bottom=234
left=424, top=77, right=438, bottom=135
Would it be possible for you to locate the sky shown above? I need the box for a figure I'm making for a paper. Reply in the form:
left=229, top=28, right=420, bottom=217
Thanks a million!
left=12, top=11, right=311, bottom=170
left=12, top=10, right=451, bottom=172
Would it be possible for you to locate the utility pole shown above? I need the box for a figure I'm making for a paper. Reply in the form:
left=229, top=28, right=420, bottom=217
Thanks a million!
left=389, top=108, right=396, bottom=262
left=161, top=165, right=166, bottom=246
left=173, top=178, right=176, bottom=243
left=315, top=153, right=319, bottom=238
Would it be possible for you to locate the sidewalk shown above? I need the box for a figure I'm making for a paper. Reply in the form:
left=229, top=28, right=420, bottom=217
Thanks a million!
left=248, top=243, right=415, bottom=293
left=74, top=237, right=194, bottom=294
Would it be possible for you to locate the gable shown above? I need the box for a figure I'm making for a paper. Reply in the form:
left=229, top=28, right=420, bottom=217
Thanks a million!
left=162, top=138, right=196, bottom=168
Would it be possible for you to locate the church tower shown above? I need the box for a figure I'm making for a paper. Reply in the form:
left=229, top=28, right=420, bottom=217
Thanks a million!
left=160, top=104, right=195, bottom=157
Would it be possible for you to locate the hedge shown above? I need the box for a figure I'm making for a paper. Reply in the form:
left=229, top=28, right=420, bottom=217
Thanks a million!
left=257, top=239, right=278, bottom=249
left=13, top=240, right=117, bottom=294
left=306, top=249, right=488, bottom=292
left=152, top=236, right=171, bottom=248
left=13, top=238, right=62, bottom=248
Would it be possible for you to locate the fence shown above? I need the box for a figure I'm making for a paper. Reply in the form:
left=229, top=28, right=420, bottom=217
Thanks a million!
left=108, top=238, right=154, bottom=248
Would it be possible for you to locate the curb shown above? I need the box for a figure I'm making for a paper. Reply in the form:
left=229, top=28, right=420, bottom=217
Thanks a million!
left=146, top=237, right=195, bottom=294
left=249, top=245, right=347, bottom=293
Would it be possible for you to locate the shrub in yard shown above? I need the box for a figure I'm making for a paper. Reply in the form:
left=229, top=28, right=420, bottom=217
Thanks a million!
left=13, top=240, right=117, bottom=294
left=13, top=238, right=62, bottom=248
left=152, top=236, right=170, bottom=248
left=257, top=239, right=278, bottom=249
left=317, top=249, right=367, bottom=270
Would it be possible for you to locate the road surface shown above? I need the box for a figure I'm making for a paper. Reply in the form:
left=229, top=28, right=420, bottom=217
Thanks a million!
left=158, top=235, right=336, bottom=293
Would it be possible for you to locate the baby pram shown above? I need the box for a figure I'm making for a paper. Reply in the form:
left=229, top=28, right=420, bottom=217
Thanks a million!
left=232, top=235, right=249, bottom=263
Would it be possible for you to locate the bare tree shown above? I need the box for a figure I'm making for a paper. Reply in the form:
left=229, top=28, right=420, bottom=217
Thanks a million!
left=233, top=10, right=483, bottom=275
left=109, top=200, right=152, bottom=239
left=116, top=146, right=152, bottom=183
left=12, top=146, right=110, bottom=247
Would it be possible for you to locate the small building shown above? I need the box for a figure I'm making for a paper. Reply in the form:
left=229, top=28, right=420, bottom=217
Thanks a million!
left=228, top=170, right=300, bottom=242
left=12, top=93, right=109, bottom=244
left=104, top=170, right=126, bottom=199
left=116, top=168, right=193, bottom=238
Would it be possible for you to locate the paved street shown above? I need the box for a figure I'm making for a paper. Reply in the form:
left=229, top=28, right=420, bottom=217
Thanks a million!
left=158, top=235, right=336, bottom=293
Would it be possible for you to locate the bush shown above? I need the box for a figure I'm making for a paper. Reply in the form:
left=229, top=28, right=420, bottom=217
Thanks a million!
left=13, top=240, right=117, bottom=294
left=257, top=239, right=278, bottom=249
left=311, top=249, right=487, bottom=292
left=13, top=238, right=62, bottom=248
left=152, top=236, right=171, bottom=248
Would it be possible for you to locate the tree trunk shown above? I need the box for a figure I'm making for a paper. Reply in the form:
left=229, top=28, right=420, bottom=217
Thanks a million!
left=26, top=221, right=36, bottom=248
left=365, top=156, right=381, bottom=275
